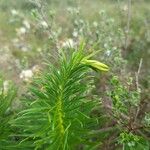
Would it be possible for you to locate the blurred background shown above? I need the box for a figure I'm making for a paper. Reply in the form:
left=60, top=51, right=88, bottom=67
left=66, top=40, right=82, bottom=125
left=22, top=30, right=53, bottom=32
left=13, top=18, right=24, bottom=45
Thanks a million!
left=0, top=0, right=149, bottom=96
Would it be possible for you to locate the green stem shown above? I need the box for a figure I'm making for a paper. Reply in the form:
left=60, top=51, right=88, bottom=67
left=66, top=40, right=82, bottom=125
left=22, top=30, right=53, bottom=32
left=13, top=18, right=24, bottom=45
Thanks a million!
left=56, top=98, right=64, bottom=135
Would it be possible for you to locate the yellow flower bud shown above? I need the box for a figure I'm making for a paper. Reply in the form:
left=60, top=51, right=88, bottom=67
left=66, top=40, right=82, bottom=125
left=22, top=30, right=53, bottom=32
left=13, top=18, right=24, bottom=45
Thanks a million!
left=81, top=59, right=109, bottom=72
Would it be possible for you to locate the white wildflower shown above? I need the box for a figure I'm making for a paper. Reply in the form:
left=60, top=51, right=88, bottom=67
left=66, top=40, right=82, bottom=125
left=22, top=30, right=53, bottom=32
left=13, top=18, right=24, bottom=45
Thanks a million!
left=40, top=21, right=48, bottom=29
left=122, top=5, right=128, bottom=11
left=16, top=27, right=26, bottom=36
left=113, top=47, right=117, bottom=50
left=104, top=43, right=108, bottom=48
left=72, top=31, right=78, bottom=37
left=3, top=80, right=10, bottom=94
left=23, top=20, right=30, bottom=29
left=11, top=9, right=18, bottom=16
left=20, top=69, right=33, bottom=82
left=106, top=50, right=111, bottom=56
left=21, top=46, right=28, bottom=52
left=37, top=48, right=42, bottom=52
left=93, top=21, right=98, bottom=27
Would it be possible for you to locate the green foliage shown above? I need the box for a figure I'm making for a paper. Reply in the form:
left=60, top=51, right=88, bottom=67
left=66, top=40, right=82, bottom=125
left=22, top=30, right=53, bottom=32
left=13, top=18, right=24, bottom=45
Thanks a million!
left=0, top=0, right=149, bottom=149
left=106, top=76, right=150, bottom=149
left=11, top=47, right=107, bottom=149
left=119, top=132, right=140, bottom=147
left=118, top=131, right=150, bottom=150
left=0, top=78, right=16, bottom=149
left=109, top=76, right=140, bottom=114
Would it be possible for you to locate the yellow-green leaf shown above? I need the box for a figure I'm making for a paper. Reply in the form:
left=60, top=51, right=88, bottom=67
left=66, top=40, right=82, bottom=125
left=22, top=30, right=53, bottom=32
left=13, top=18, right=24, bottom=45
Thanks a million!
left=81, top=59, right=109, bottom=72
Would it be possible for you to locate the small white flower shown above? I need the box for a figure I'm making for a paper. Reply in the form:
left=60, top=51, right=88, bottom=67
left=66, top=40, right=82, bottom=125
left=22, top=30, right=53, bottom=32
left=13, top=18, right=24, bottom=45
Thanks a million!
left=106, top=50, right=111, bottom=56
left=113, top=47, right=117, bottom=50
left=93, top=21, right=98, bottom=27
left=72, top=31, right=78, bottom=37
left=19, top=27, right=26, bottom=34
left=20, top=69, right=33, bottom=82
left=37, top=48, right=42, bottom=52
left=104, top=43, right=108, bottom=48
left=3, top=80, right=10, bottom=94
left=11, top=9, right=18, bottom=16
left=21, top=46, right=28, bottom=52
left=40, top=21, right=48, bottom=29
left=23, top=20, right=30, bottom=29
left=16, top=27, right=26, bottom=36
left=122, top=5, right=128, bottom=11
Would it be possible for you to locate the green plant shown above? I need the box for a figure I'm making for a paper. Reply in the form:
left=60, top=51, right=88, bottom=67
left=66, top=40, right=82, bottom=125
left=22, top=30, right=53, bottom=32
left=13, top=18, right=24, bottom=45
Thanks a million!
left=11, top=45, right=108, bottom=150
left=0, top=78, right=16, bottom=149
left=0, top=0, right=150, bottom=149
left=104, top=76, right=150, bottom=149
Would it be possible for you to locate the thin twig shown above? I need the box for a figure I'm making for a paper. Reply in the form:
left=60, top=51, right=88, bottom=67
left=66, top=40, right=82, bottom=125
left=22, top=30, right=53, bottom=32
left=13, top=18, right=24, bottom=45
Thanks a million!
left=90, top=126, right=117, bottom=135
left=134, top=58, right=143, bottom=123
left=124, top=0, right=131, bottom=50
left=104, top=104, right=147, bottom=131
left=135, top=58, right=143, bottom=90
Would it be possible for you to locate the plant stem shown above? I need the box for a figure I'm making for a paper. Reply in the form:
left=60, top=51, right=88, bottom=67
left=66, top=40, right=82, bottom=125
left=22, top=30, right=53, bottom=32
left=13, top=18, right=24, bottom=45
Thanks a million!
left=124, top=0, right=131, bottom=50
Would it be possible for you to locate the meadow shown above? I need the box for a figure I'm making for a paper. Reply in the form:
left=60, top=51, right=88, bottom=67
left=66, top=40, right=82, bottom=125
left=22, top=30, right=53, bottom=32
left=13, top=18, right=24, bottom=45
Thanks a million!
left=0, top=0, right=150, bottom=149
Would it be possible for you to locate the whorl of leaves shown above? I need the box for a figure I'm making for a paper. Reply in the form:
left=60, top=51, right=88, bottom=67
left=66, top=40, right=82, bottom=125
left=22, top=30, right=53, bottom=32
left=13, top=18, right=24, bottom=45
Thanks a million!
left=12, top=47, right=102, bottom=150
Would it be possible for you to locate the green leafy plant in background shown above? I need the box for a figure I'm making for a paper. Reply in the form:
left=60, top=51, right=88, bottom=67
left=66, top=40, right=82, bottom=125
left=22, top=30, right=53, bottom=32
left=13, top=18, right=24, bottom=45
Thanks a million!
left=0, top=78, right=16, bottom=149
left=11, top=45, right=109, bottom=150
left=105, top=76, right=150, bottom=150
